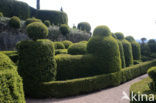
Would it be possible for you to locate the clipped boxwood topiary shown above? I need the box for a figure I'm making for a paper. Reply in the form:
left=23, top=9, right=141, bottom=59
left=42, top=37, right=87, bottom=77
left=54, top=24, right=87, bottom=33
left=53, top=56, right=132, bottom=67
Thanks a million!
left=9, top=16, right=21, bottom=29
left=54, top=42, right=65, bottom=49
left=77, top=22, right=91, bottom=33
left=26, top=22, right=48, bottom=41
left=148, top=67, right=156, bottom=91
left=44, top=20, right=51, bottom=27
left=0, top=12, right=3, bottom=17
left=122, top=39, right=133, bottom=67
left=0, top=52, right=25, bottom=103
left=115, top=32, right=124, bottom=40
left=25, top=17, right=42, bottom=26
left=59, top=24, right=70, bottom=36
left=16, top=39, right=57, bottom=97
left=87, top=25, right=121, bottom=74
left=125, top=36, right=135, bottom=42
left=62, top=40, right=73, bottom=49
left=68, top=43, right=87, bottom=55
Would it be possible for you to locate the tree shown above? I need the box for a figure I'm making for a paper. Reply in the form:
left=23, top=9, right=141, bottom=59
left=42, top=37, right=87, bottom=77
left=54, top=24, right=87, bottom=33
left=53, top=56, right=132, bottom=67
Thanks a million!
left=37, top=0, right=40, bottom=10
left=141, top=37, right=147, bottom=44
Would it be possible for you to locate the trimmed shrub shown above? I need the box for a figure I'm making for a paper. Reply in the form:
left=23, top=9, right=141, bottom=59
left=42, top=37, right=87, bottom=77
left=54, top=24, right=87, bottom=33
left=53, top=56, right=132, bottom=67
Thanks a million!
left=0, top=12, right=3, bottom=17
left=122, top=39, right=133, bottom=67
left=115, top=32, right=124, bottom=40
left=131, top=42, right=141, bottom=60
left=44, top=20, right=51, bottom=27
left=59, top=24, right=70, bottom=36
left=125, top=36, right=135, bottom=42
left=112, top=33, right=117, bottom=39
left=54, top=42, right=65, bottom=49
left=55, top=49, right=67, bottom=55
left=117, top=40, right=126, bottom=68
left=16, top=39, right=57, bottom=97
left=62, top=40, right=73, bottom=49
left=68, top=43, right=87, bottom=55
left=0, top=52, right=25, bottom=103
left=9, top=16, right=21, bottom=29
left=147, top=67, right=156, bottom=91
left=34, top=60, right=156, bottom=98
left=25, top=17, right=42, bottom=26
left=0, top=51, right=18, bottom=63
left=26, top=22, right=48, bottom=41
left=77, top=22, right=91, bottom=33
left=0, top=0, right=30, bottom=19
left=87, top=25, right=121, bottom=74
left=79, top=41, right=88, bottom=44
left=148, top=39, right=156, bottom=53
left=34, top=10, right=68, bottom=25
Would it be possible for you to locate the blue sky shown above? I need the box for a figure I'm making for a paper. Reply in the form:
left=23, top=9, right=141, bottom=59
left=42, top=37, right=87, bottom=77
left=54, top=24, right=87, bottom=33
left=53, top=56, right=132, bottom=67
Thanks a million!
left=18, top=0, right=156, bottom=40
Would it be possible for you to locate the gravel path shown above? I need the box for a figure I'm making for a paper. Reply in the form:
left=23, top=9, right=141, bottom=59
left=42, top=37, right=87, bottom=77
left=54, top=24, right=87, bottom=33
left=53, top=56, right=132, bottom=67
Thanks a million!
left=26, top=74, right=148, bottom=103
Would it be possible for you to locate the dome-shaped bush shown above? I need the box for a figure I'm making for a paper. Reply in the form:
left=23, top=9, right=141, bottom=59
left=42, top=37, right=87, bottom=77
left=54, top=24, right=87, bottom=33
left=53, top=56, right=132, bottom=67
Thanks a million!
left=0, top=12, right=3, bottom=17
left=59, top=24, right=70, bottom=36
left=44, top=20, right=51, bottom=27
left=54, top=42, right=65, bottom=49
left=125, top=36, right=135, bottom=42
left=122, top=39, right=133, bottom=67
left=25, top=18, right=42, bottom=26
left=148, top=67, right=156, bottom=81
left=68, top=43, right=87, bottom=55
left=93, top=25, right=111, bottom=37
left=9, top=16, right=21, bottom=29
left=112, top=33, right=117, bottom=39
left=26, top=22, right=48, bottom=41
left=131, top=42, right=141, bottom=60
left=115, top=32, right=124, bottom=40
left=77, top=22, right=91, bottom=33
left=87, top=25, right=121, bottom=74
left=62, top=40, right=73, bottom=49
left=16, top=39, right=56, bottom=96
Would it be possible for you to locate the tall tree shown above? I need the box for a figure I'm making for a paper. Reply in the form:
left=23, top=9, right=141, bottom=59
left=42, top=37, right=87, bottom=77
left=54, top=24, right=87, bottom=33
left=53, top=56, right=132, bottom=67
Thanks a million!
left=37, top=0, right=40, bottom=10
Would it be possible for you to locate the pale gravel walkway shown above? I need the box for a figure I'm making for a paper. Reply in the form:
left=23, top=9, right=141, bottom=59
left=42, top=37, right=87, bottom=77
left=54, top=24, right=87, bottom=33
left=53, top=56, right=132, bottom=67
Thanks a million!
left=26, top=74, right=148, bottom=103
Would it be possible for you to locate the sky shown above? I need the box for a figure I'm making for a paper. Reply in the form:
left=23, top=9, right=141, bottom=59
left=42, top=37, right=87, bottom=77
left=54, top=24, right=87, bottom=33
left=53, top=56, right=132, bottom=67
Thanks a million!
left=18, top=0, right=156, bottom=40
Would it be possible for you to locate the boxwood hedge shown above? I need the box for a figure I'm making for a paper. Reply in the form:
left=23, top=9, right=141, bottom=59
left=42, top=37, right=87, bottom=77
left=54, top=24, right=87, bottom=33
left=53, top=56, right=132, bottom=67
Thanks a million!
left=0, top=52, right=25, bottom=102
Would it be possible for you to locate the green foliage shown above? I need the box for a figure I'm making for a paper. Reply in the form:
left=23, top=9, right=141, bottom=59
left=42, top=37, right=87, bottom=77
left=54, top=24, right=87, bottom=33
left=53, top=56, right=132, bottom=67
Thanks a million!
left=59, top=24, right=70, bottom=36
left=93, top=25, right=111, bottom=37
left=79, top=41, right=88, bottom=44
left=54, top=42, right=65, bottom=49
left=125, top=36, right=135, bottom=42
left=0, top=52, right=25, bottom=103
left=148, top=67, right=156, bottom=81
left=131, top=42, right=141, bottom=60
left=0, top=0, right=30, bottom=19
left=44, top=20, right=51, bottom=27
left=122, top=39, right=133, bottom=67
left=130, top=77, right=156, bottom=103
left=141, top=43, right=151, bottom=56
left=0, top=51, right=18, bottom=63
left=115, top=32, right=124, bottom=40
left=117, top=40, right=126, bottom=68
left=34, top=60, right=156, bottom=98
left=112, top=33, right=117, bottom=39
left=34, top=10, right=68, bottom=25
left=55, top=49, right=67, bottom=55
left=68, top=43, right=87, bottom=55
left=148, top=39, right=156, bottom=53
left=16, top=39, right=57, bottom=97
left=77, top=22, right=91, bottom=33
left=0, top=12, right=3, bottom=17
left=26, top=22, right=48, bottom=41
left=9, top=16, right=21, bottom=29
left=62, top=40, right=73, bottom=49
left=25, top=17, right=42, bottom=25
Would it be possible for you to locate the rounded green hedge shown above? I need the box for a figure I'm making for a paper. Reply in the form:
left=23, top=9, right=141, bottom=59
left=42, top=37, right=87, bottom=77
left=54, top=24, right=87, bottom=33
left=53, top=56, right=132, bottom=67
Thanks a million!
left=9, top=16, right=21, bottom=29
left=26, top=22, right=48, bottom=41
left=25, top=18, right=42, bottom=26
left=131, top=42, right=141, bottom=60
left=59, top=24, right=70, bottom=36
left=0, top=12, right=3, bottom=17
left=77, top=22, right=91, bottom=33
left=16, top=39, right=57, bottom=97
left=54, top=42, right=65, bottom=49
left=68, top=43, right=87, bottom=55
left=44, top=20, right=51, bottom=27
left=93, top=25, right=111, bottom=37
left=87, top=25, right=121, bottom=74
left=115, top=32, right=124, bottom=40
left=148, top=67, right=156, bottom=81
left=62, top=40, right=73, bottom=49
left=125, top=36, right=135, bottom=42
left=122, top=39, right=133, bottom=67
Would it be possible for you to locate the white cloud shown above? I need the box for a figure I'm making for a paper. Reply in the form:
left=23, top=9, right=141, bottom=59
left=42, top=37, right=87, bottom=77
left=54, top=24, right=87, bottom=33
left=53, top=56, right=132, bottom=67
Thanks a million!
left=18, top=0, right=156, bottom=40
